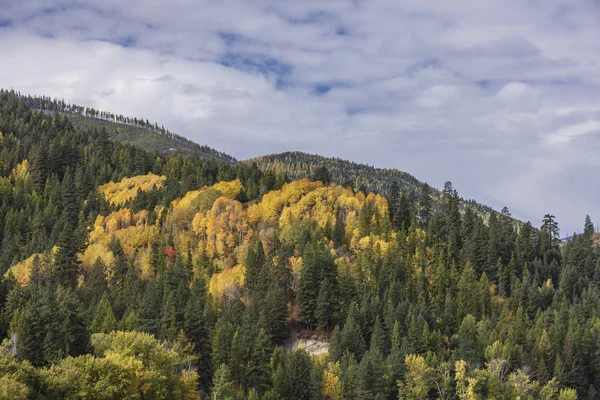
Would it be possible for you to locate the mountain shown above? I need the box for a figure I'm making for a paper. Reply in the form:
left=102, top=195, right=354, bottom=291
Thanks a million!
left=1, top=90, right=597, bottom=398
left=248, top=151, right=505, bottom=222
left=0, top=89, right=236, bottom=162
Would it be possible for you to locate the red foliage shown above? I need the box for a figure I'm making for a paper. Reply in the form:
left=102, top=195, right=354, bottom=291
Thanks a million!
left=165, top=245, right=177, bottom=262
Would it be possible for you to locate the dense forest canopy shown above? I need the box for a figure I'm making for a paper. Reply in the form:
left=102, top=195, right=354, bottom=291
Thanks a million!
left=0, top=90, right=599, bottom=399
left=248, top=152, right=511, bottom=226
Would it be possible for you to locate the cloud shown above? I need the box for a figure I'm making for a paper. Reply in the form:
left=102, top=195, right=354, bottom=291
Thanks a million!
left=547, top=120, right=600, bottom=145
left=0, top=0, right=599, bottom=233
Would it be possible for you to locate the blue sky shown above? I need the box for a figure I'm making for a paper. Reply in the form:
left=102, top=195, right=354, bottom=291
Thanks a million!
left=1, top=0, right=599, bottom=234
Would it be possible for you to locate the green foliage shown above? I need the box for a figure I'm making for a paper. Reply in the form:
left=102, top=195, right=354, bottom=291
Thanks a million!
left=1, top=89, right=598, bottom=399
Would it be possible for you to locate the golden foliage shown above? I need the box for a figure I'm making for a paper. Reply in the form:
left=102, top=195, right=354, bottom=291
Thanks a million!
left=6, top=253, right=43, bottom=286
left=209, top=265, right=245, bottom=301
left=213, top=179, right=243, bottom=199
left=98, top=173, right=166, bottom=205
left=192, top=197, right=246, bottom=258
left=169, top=188, right=220, bottom=231
left=11, top=160, right=29, bottom=183
left=81, top=244, right=116, bottom=271
left=86, top=208, right=159, bottom=279
left=248, top=179, right=322, bottom=224
left=322, top=362, right=344, bottom=400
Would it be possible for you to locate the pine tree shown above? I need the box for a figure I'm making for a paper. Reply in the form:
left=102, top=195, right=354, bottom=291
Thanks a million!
left=136, top=280, right=162, bottom=337
left=457, top=262, right=478, bottom=320
left=282, top=349, right=314, bottom=400
left=61, top=167, right=79, bottom=226
left=340, top=305, right=366, bottom=359
left=260, top=286, right=288, bottom=344
left=313, top=166, right=331, bottom=184
left=245, top=237, right=267, bottom=298
left=299, top=243, right=319, bottom=328
left=389, top=181, right=400, bottom=228
left=184, top=277, right=212, bottom=391
left=90, top=293, right=117, bottom=334
left=247, top=329, right=273, bottom=395
left=56, top=287, right=89, bottom=357
left=419, top=183, right=432, bottom=228
left=212, top=364, right=235, bottom=400
left=583, top=215, right=595, bottom=238
left=29, top=143, right=48, bottom=192
left=228, top=328, right=249, bottom=390
left=315, top=279, right=334, bottom=331
left=54, top=222, right=80, bottom=288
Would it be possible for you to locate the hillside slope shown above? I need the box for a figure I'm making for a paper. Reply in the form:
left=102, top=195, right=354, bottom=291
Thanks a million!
left=1, top=88, right=596, bottom=398
left=248, top=151, right=502, bottom=221
left=66, top=113, right=235, bottom=161
left=1, top=89, right=236, bottom=162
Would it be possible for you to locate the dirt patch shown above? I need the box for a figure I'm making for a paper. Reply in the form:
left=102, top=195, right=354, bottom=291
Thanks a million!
left=284, top=329, right=330, bottom=356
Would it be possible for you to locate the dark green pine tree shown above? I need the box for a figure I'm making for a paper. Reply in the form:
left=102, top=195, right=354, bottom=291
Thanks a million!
left=90, top=292, right=117, bottom=334
left=247, top=329, right=273, bottom=395
left=419, top=183, right=432, bottom=228
left=583, top=215, right=595, bottom=238
left=333, top=212, right=345, bottom=249
left=61, top=167, right=79, bottom=226
left=486, top=213, right=501, bottom=282
left=228, top=328, right=250, bottom=390
left=260, top=286, right=288, bottom=344
left=397, top=192, right=413, bottom=231
left=56, top=287, right=89, bottom=357
left=28, top=142, right=48, bottom=192
left=81, top=258, right=108, bottom=309
left=10, top=305, right=44, bottom=366
left=136, top=280, right=162, bottom=337
left=369, top=316, right=387, bottom=355
left=54, top=222, right=81, bottom=288
left=313, top=166, right=331, bottom=184
left=276, top=349, right=314, bottom=400
left=542, top=214, right=560, bottom=239
left=245, top=237, right=268, bottom=298
left=160, top=292, right=179, bottom=341
left=388, top=181, right=401, bottom=228
left=340, top=305, right=367, bottom=360
left=298, top=244, right=320, bottom=328
left=184, top=277, right=212, bottom=391
left=443, top=182, right=462, bottom=263
left=315, top=279, right=335, bottom=331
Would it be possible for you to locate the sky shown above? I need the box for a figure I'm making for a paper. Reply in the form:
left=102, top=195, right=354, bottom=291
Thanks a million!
left=0, top=0, right=599, bottom=235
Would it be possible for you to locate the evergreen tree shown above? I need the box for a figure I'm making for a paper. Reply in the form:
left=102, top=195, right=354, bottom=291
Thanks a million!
left=212, top=364, right=235, bottom=400
left=136, top=280, right=162, bottom=337
left=247, top=329, right=273, bottom=395
left=245, top=237, right=267, bottom=298
left=89, top=293, right=117, bottom=334
left=54, top=222, right=80, bottom=288
left=260, top=286, right=288, bottom=344
left=184, top=277, right=212, bottom=390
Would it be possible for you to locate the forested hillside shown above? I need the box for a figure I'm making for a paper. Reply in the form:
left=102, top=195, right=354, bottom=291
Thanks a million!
left=248, top=151, right=503, bottom=223
left=1, top=90, right=599, bottom=399
left=0, top=89, right=236, bottom=162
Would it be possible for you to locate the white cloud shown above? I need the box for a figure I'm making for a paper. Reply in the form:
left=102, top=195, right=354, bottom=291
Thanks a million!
left=0, top=0, right=599, bottom=232
left=547, top=120, right=600, bottom=145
